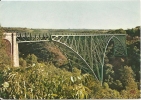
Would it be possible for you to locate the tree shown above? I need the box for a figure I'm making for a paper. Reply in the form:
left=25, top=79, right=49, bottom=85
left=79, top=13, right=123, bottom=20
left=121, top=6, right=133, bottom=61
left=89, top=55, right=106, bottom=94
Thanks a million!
left=19, top=42, right=55, bottom=63
left=94, top=82, right=121, bottom=99
left=107, top=28, right=126, bottom=34
left=103, top=64, right=123, bottom=91
left=119, top=66, right=139, bottom=99
left=25, top=54, right=38, bottom=66
left=119, top=66, right=137, bottom=88
left=115, top=29, right=126, bottom=34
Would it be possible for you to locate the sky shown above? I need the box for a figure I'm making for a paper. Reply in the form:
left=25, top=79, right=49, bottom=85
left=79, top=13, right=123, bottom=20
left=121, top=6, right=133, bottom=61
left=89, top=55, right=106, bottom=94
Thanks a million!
left=0, top=0, right=140, bottom=29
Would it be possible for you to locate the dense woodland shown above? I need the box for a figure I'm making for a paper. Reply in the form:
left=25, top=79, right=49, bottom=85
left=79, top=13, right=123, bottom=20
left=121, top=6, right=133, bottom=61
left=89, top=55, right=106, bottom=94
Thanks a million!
left=0, top=26, right=140, bottom=99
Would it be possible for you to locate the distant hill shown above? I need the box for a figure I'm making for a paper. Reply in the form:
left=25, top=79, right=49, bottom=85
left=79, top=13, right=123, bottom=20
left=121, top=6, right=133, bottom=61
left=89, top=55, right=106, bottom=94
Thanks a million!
left=2, top=27, right=109, bottom=34
left=2, top=26, right=140, bottom=35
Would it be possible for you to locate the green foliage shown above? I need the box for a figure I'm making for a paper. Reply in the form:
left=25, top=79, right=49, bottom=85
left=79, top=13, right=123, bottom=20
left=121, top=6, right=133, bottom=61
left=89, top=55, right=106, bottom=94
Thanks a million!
left=94, top=82, right=121, bottom=99
left=19, top=41, right=68, bottom=68
left=119, top=66, right=137, bottom=88
left=103, top=64, right=114, bottom=80
left=1, top=62, right=130, bottom=99
left=0, top=63, right=94, bottom=99
left=126, top=42, right=140, bottom=81
left=19, top=58, right=27, bottom=67
left=111, top=80, right=123, bottom=91
left=107, top=28, right=126, bottom=34
left=96, top=89, right=121, bottom=99
left=19, top=42, right=52, bottom=61
left=126, top=26, right=140, bottom=37
left=25, top=54, right=38, bottom=66
left=120, top=87, right=140, bottom=99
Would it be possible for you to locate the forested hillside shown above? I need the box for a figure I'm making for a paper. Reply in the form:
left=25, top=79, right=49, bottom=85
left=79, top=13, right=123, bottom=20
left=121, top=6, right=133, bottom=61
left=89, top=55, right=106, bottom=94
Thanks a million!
left=0, top=26, right=140, bottom=99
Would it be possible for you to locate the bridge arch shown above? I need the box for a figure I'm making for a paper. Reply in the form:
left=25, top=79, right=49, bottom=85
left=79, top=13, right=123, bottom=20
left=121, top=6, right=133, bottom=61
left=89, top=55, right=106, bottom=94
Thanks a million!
left=100, top=35, right=127, bottom=84
left=3, top=39, right=11, bottom=56
left=52, top=39, right=99, bottom=80
left=52, top=35, right=127, bottom=84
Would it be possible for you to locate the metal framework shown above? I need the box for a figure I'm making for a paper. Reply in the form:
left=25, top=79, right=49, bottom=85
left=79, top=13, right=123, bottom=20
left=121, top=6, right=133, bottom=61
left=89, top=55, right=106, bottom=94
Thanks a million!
left=16, top=33, right=127, bottom=85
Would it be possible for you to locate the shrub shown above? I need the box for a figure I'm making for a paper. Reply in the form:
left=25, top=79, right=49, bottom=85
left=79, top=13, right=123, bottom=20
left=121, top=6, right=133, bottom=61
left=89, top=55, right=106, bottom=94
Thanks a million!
left=0, top=63, right=92, bottom=99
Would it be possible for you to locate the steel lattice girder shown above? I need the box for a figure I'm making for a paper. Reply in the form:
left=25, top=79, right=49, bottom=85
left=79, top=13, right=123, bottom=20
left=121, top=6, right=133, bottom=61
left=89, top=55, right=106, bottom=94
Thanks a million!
left=16, top=33, right=127, bottom=84
left=51, top=34, right=127, bottom=84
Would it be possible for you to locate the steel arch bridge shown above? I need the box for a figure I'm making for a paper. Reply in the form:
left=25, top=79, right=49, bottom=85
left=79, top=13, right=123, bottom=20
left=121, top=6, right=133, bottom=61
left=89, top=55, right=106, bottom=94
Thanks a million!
left=4, top=32, right=127, bottom=85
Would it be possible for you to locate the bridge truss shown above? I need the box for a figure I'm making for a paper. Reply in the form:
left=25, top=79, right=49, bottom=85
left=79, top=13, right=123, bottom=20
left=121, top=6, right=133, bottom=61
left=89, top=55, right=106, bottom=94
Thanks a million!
left=16, top=33, right=127, bottom=85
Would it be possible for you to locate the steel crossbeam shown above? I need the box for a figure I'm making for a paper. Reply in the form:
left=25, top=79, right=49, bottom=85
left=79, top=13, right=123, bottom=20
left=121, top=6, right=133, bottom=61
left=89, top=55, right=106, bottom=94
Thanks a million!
left=16, top=33, right=127, bottom=85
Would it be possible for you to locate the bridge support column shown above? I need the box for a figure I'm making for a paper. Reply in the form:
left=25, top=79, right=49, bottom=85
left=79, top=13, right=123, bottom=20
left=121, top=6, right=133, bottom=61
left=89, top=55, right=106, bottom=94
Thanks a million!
left=4, top=33, right=19, bottom=67
left=12, top=33, right=19, bottom=67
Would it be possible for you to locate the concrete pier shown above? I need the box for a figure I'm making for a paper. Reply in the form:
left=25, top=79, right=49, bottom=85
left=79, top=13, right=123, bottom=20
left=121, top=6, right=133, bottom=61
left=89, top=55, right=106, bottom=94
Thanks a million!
left=4, top=33, right=19, bottom=67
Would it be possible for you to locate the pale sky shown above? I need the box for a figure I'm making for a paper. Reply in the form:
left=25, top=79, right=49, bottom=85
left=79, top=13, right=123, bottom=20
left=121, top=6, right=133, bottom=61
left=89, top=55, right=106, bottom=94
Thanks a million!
left=0, top=0, right=140, bottom=29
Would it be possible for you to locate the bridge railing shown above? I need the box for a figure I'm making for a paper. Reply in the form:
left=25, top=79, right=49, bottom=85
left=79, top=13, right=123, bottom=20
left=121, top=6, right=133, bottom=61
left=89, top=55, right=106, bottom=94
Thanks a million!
left=13, top=32, right=126, bottom=42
